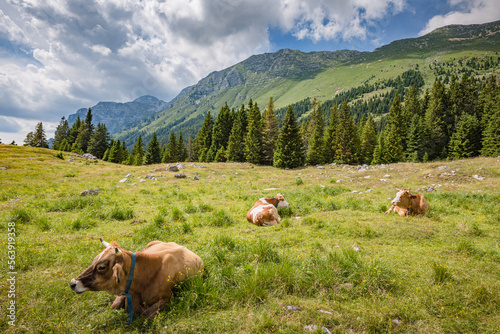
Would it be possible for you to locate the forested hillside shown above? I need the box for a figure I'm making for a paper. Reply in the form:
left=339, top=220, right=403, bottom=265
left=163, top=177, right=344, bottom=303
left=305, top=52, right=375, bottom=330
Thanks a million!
left=112, top=20, right=500, bottom=149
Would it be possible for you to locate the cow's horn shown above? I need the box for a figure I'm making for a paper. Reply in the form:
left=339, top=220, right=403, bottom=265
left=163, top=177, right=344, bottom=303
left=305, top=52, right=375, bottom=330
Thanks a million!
left=100, top=238, right=110, bottom=248
left=115, top=247, right=122, bottom=256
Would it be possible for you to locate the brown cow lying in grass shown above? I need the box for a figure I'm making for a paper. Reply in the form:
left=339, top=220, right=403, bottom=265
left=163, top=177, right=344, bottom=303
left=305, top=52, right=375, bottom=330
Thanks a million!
left=70, top=239, right=203, bottom=318
left=246, top=194, right=290, bottom=226
left=385, top=188, right=430, bottom=216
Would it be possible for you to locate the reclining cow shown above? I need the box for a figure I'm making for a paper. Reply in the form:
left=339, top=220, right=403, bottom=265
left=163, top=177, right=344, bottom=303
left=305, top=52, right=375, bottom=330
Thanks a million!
left=385, top=188, right=430, bottom=216
left=246, top=194, right=289, bottom=226
left=70, top=238, right=203, bottom=319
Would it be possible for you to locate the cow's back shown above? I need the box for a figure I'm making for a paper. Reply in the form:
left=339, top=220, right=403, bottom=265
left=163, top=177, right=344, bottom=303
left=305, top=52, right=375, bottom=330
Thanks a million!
left=413, top=194, right=430, bottom=214
left=246, top=199, right=267, bottom=224
left=143, top=241, right=203, bottom=278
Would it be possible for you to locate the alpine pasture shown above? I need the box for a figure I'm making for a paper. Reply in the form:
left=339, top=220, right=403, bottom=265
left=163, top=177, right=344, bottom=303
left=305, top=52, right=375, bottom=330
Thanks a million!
left=1, top=144, right=499, bottom=333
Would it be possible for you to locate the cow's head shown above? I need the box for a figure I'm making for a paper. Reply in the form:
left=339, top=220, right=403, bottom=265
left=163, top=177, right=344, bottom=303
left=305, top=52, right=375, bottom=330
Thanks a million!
left=391, top=188, right=415, bottom=207
left=275, top=194, right=289, bottom=209
left=70, top=238, right=126, bottom=295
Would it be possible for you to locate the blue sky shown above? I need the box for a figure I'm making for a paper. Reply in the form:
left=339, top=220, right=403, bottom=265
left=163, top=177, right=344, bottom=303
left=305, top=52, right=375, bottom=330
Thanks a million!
left=0, top=0, right=499, bottom=144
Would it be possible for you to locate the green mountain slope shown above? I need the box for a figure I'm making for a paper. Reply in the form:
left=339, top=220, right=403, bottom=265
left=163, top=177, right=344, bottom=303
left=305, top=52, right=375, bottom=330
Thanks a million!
left=116, top=20, right=500, bottom=148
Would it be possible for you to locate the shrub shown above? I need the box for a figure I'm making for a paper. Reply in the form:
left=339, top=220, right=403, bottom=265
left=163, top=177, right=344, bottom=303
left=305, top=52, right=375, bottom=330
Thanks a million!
left=71, top=217, right=96, bottom=230
left=110, top=207, right=134, bottom=221
left=208, top=210, right=235, bottom=227
left=432, top=262, right=453, bottom=284
left=9, top=208, right=32, bottom=224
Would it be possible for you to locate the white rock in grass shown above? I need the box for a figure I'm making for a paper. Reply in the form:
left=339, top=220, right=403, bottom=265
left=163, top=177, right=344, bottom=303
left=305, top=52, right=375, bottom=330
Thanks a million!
left=304, top=325, right=318, bottom=332
left=119, top=178, right=128, bottom=183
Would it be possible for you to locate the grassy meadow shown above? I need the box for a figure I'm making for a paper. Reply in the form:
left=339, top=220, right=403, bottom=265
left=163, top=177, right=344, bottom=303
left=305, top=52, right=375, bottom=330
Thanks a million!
left=0, top=144, right=499, bottom=333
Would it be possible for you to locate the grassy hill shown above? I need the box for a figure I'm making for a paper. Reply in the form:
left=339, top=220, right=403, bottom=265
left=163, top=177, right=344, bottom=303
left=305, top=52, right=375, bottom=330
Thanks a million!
left=115, top=21, right=500, bottom=148
left=1, top=144, right=499, bottom=333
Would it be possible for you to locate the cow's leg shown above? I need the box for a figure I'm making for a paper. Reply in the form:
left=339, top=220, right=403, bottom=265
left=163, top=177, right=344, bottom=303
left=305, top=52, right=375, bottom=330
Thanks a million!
left=385, top=205, right=396, bottom=214
left=110, top=295, right=125, bottom=309
left=140, top=299, right=168, bottom=318
left=263, top=219, right=278, bottom=226
left=395, top=206, right=408, bottom=217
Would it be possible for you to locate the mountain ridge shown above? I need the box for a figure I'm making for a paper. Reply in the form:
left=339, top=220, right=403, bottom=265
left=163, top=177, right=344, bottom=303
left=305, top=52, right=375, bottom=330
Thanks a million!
left=66, top=20, right=500, bottom=148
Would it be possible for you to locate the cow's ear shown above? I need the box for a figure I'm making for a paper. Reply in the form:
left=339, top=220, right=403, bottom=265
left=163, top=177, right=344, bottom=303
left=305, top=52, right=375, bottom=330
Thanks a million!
left=112, top=263, right=123, bottom=284
left=410, top=194, right=417, bottom=198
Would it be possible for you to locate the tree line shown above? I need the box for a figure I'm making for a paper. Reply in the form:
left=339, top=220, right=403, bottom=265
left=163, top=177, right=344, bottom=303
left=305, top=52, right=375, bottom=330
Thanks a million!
left=22, top=73, right=500, bottom=168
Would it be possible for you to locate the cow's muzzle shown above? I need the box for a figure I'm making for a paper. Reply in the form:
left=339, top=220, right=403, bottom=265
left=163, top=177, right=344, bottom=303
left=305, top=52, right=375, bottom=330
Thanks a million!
left=70, top=279, right=87, bottom=294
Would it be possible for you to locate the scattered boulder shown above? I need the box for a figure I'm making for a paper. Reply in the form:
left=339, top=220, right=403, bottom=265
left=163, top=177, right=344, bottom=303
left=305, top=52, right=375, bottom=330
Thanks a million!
left=81, top=153, right=97, bottom=160
left=119, top=178, right=129, bottom=183
left=175, top=172, right=186, bottom=179
left=282, top=305, right=301, bottom=312
left=0, top=166, right=7, bottom=170
left=336, top=179, right=344, bottom=183
left=126, top=173, right=133, bottom=178
left=177, top=164, right=184, bottom=169
left=193, top=175, right=200, bottom=180
left=317, top=165, right=325, bottom=169
left=168, top=165, right=179, bottom=172
left=380, top=179, right=388, bottom=182
left=145, top=174, right=158, bottom=181
left=472, top=174, right=485, bottom=180
left=80, top=189, right=100, bottom=196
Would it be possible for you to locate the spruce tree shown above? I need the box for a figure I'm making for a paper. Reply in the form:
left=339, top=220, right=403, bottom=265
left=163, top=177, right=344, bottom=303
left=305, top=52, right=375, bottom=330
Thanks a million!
left=448, top=114, right=482, bottom=159
left=335, top=100, right=358, bottom=164
left=273, top=106, right=304, bottom=168
left=75, top=108, right=94, bottom=153
left=121, top=141, right=129, bottom=163
left=226, top=104, right=248, bottom=162
left=68, top=116, right=81, bottom=148
left=195, top=111, right=213, bottom=162
left=177, top=132, right=187, bottom=162
left=244, top=101, right=262, bottom=164
left=30, top=122, right=48, bottom=148
left=60, top=139, right=70, bottom=152
left=323, top=104, right=338, bottom=163
left=128, top=135, right=145, bottom=166
left=384, top=94, right=404, bottom=163
left=359, top=116, right=377, bottom=164
left=163, top=132, right=178, bottom=163
left=102, top=147, right=110, bottom=161
left=406, top=114, right=424, bottom=161
left=23, top=131, right=34, bottom=147
left=424, top=80, right=450, bottom=160
left=145, top=133, right=161, bottom=164
left=207, top=103, right=232, bottom=162
left=306, top=98, right=325, bottom=165
left=108, top=139, right=123, bottom=163
left=87, top=123, right=110, bottom=159
left=481, top=103, right=500, bottom=156
left=187, top=138, right=195, bottom=162
left=261, top=97, right=279, bottom=165
left=371, top=132, right=386, bottom=165
left=53, top=117, right=69, bottom=150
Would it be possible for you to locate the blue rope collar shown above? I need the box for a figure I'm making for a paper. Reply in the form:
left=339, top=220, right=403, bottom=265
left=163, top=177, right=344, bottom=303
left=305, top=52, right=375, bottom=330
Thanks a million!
left=274, top=197, right=278, bottom=207
left=124, top=252, right=136, bottom=323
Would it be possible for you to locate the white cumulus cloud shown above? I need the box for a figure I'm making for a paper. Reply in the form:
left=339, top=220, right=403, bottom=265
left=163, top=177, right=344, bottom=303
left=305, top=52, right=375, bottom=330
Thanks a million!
left=420, top=0, right=500, bottom=35
left=0, top=0, right=409, bottom=143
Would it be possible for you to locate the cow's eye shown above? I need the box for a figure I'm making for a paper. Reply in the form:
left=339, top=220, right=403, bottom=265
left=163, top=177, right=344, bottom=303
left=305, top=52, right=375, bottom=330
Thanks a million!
left=97, top=265, right=107, bottom=271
